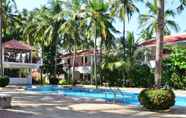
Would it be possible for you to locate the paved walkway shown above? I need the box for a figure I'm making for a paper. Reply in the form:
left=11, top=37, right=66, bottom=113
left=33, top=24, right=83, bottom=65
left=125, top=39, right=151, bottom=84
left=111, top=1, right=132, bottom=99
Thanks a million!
left=0, top=87, right=186, bottom=118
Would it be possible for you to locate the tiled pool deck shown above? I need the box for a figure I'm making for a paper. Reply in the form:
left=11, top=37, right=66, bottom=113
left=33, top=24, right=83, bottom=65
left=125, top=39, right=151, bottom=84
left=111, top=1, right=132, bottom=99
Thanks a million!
left=0, top=86, right=186, bottom=118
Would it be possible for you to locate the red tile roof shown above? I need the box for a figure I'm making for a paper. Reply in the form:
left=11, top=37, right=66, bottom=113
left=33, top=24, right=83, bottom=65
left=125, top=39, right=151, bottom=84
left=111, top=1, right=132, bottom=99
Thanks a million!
left=3, top=39, right=32, bottom=51
left=140, top=33, right=186, bottom=47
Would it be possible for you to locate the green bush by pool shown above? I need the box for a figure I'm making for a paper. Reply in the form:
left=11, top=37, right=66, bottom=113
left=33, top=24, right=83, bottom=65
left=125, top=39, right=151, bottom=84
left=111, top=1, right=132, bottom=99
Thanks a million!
left=138, top=88, right=175, bottom=110
left=0, top=76, right=9, bottom=87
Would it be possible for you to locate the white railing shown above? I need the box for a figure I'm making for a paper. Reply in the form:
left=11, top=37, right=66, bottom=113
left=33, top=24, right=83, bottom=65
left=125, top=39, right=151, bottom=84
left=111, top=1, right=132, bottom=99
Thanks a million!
left=3, top=61, right=42, bottom=69
left=9, top=77, right=32, bottom=85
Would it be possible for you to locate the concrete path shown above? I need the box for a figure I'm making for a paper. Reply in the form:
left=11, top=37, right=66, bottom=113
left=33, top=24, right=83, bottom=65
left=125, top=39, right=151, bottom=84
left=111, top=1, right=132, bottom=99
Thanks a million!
left=0, top=87, right=186, bottom=118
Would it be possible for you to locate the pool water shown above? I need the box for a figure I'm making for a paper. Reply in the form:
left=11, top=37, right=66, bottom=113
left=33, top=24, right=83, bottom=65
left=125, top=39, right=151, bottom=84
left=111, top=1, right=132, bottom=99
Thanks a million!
left=26, top=85, right=186, bottom=107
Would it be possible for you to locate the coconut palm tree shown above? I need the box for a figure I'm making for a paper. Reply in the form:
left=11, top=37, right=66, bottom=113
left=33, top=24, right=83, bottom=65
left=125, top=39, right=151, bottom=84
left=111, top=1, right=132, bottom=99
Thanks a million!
left=59, top=0, right=88, bottom=84
left=0, top=0, right=3, bottom=76
left=23, top=1, right=65, bottom=83
left=177, top=0, right=186, bottom=13
left=139, top=0, right=179, bottom=36
left=2, top=0, right=18, bottom=38
left=155, top=0, right=164, bottom=87
left=85, top=0, right=118, bottom=88
left=139, top=0, right=179, bottom=39
left=0, top=0, right=16, bottom=76
left=110, top=0, right=139, bottom=58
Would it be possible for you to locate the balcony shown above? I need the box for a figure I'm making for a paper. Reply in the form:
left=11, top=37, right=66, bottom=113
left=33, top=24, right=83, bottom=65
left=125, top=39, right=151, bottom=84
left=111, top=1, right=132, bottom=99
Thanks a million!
left=3, top=50, right=42, bottom=69
left=63, top=62, right=91, bottom=68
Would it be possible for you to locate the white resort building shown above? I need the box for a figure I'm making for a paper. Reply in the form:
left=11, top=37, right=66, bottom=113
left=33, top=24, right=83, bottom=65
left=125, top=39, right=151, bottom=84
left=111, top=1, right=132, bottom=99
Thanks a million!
left=140, top=33, right=186, bottom=68
left=59, top=49, right=101, bottom=82
left=2, top=39, right=42, bottom=85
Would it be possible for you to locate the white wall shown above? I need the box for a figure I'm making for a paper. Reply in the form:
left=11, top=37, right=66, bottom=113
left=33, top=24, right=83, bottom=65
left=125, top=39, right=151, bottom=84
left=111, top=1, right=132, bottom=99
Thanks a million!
left=9, top=77, right=32, bottom=85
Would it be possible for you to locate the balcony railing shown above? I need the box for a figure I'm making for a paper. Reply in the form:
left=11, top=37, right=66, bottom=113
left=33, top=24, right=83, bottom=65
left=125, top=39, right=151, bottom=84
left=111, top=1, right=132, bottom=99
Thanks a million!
left=63, top=62, right=92, bottom=67
left=4, top=57, right=41, bottom=64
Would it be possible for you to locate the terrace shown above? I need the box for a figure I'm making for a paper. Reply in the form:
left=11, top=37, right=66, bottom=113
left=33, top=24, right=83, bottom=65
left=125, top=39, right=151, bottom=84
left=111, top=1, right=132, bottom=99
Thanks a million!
left=3, top=40, right=42, bottom=69
left=2, top=40, right=42, bottom=85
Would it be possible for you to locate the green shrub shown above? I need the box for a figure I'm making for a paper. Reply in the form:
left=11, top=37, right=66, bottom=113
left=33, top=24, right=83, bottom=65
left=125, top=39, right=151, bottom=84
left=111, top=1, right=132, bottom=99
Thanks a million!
left=170, top=73, right=186, bottom=89
left=59, top=79, right=69, bottom=85
left=0, top=76, right=9, bottom=87
left=132, top=64, right=154, bottom=88
left=138, top=88, right=175, bottom=110
left=162, top=47, right=186, bottom=89
left=49, top=77, right=59, bottom=85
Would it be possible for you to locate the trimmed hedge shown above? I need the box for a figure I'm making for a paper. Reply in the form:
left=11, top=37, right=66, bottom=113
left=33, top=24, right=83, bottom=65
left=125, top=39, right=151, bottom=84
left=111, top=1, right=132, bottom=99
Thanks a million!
left=138, top=88, right=175, bottom=110
left=0, top=76, right=9, bottom=87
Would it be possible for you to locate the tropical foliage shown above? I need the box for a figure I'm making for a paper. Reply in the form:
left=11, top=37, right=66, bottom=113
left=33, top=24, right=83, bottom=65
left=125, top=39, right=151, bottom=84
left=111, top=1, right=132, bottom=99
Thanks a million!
left=0, top=0, right=186, bottom=90
left=162, top=47, right=186, bottom=89
left=139, top=0, right=179, bottom=40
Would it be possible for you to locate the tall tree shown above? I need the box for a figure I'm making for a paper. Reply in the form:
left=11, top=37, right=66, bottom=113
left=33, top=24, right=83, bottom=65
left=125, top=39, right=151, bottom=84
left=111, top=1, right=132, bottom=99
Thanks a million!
left=60, top=0, right=85, bottom=83
left=0, top=0, right=17, bottom=76
left=86, top=0, right=117, bottom=88
left=177, top=0, right=186, bottom=13
left=155, top=0, right=164, bottom=87
left=2, top=0, right=18, bottom=39
left=110, top=0, right=139, bottom=58
left=23, top=0, right=65, bottom=83
left=139, top=0, right=179, bottom=40
left=0, top=0, right=3, bottom=76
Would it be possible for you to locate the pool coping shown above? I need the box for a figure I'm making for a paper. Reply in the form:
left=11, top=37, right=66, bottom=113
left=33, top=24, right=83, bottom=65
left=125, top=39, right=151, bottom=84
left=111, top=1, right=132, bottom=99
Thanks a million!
left=4, top=85, right=186, bottom=97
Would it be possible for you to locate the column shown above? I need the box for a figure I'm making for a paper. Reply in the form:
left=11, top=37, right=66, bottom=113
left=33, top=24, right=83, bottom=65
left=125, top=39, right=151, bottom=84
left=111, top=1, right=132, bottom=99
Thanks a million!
left=29, top=51, right=32, bottom=63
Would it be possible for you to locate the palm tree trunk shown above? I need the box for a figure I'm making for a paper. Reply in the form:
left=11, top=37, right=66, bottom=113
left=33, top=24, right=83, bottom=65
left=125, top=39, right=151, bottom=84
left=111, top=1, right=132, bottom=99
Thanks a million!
left=0, top=0, right=3, bottom=76
left=155, top=0, right=164, bottom=88
left=123, top=19, right=126, bottom=58
left=72, top=42, right=76, bottom=85
left=40, top=47, right=44, bottom=85
left=94, top=31, right=97, bottom=89
left=122, top=2, right=126, bottom=59
left=54, top=38, right=57, bottom=79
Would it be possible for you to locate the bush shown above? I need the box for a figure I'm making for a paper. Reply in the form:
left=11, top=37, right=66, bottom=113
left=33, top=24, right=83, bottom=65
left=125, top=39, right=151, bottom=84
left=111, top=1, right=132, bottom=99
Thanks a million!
left=0, top=76, right=9, bottom=87
left=162, top=47, right=186, bottom=89
left=132, top=64, right=154, bottom=88
left=49, top=77, right=59, bottom=85
left=170, top=73, right=186, bottom=89
left=138, top=88, right=175, bottom=110
left=59, top=79, right=69, bottom=85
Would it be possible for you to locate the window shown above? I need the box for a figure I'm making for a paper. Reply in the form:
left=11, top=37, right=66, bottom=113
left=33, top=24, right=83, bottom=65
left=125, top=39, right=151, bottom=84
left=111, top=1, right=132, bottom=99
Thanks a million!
left=85, top=56, right=88, bottom=64
left=81, top=57, right=84, bottom=64
left=67, top=59, right=70, bottom=64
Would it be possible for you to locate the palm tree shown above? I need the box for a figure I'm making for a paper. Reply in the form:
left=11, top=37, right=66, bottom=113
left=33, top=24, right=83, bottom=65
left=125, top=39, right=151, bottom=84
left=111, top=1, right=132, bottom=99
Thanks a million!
left=60, top=18, right=82, bottom=84
left=110, top=0, right=139, bottom=58
left=0, top=0, right=16, bottom=76
left=23, top=1, right=65, bottom=83
left=0, top=0, right=3, bottom=76
left=155, top=0, right=164, bottom=87
left=101, top=32, right=144, bottom=86
left=85, top=0, right=117, bottom=88
left=59, top=0, right=87, bottom=84
left=2, top=0, right=17, bottom=38
left=139, top=0, right=179, bottom=39
left=177, top=0, right=186, bottom=13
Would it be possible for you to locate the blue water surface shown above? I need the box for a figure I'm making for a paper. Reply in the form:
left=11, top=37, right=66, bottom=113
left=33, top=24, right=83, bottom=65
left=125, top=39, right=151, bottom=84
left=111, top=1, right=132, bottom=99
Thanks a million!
left=26, top=85, right=186, bottom=107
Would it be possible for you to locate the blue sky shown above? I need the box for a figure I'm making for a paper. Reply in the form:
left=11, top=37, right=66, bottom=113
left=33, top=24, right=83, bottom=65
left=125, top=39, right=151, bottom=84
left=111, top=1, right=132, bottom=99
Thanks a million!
left=15, top=0, right=186, bottom=38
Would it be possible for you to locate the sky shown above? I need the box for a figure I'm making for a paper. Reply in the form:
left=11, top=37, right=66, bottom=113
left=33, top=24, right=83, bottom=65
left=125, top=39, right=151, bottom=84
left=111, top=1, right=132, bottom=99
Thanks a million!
left=15, top=0, right=186, bottom=38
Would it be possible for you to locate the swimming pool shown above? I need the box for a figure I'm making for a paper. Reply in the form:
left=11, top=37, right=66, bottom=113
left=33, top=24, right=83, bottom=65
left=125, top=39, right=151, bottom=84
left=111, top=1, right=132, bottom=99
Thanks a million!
left=26, top=85, right=186, bottom=107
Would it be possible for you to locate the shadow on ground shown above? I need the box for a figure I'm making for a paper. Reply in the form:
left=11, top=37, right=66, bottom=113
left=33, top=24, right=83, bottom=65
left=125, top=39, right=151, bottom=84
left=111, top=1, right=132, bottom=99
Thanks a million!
left=0, top=90, right=186, bottom=118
